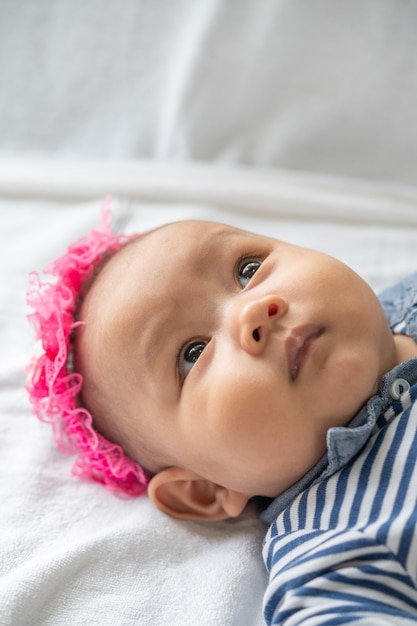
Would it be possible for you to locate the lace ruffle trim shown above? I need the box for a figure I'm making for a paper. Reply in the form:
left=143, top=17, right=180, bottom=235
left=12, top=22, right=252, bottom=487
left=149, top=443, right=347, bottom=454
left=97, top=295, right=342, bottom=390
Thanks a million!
left=26, top=199, right=151, bottom=496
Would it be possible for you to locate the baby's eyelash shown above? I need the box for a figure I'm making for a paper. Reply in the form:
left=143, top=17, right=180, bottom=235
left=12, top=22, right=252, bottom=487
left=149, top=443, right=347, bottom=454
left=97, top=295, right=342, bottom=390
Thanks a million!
left=235, top=252, right=264, bottom=273
left=176, top=338, right=209, bottom=382
left=235, top=252, right=265, bottom=288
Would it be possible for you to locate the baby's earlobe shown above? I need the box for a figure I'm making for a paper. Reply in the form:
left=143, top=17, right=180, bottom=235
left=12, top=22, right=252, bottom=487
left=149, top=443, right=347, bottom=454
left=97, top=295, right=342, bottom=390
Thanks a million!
left=148, top=468, right=248, bottom=521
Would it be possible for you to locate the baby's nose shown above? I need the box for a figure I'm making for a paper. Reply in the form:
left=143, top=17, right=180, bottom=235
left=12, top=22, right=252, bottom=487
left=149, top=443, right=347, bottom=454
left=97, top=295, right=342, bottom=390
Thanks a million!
left=238, top=295, right=287, bottom=355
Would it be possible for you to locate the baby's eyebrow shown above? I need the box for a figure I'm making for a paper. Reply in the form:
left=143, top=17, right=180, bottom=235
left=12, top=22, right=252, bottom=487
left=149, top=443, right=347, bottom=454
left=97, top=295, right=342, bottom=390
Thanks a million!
left=140, top=289, right=190, bottom=392
left=142, top=309, right=174, bottom=379
left=191, top=228, right=243, bottom=274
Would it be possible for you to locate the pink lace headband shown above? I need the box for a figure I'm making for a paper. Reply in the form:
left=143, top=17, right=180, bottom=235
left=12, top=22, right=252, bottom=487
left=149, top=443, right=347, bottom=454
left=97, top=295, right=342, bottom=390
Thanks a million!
left=26, top=199, right=151, bottom=496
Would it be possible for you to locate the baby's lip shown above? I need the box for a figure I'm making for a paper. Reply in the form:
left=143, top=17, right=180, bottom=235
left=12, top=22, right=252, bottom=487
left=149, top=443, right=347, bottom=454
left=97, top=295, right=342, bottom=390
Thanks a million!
left=286, top=325, right=324, bottom=381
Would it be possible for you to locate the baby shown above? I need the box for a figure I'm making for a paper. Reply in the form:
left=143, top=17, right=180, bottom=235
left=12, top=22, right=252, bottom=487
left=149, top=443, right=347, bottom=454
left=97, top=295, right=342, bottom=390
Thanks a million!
left=27, top=206, right=417, bottom=624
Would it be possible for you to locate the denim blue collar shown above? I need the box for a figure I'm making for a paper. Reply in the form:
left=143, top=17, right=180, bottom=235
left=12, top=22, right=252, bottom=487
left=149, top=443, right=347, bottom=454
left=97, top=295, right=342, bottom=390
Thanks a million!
left=260, top=358, right=417, bottom=525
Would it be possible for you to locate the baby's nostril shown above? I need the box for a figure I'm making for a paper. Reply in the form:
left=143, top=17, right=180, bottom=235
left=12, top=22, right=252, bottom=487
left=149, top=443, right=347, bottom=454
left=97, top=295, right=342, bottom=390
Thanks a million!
left=252, top=328, right=260, bottom=342
left=268, top=303, right=278, bottom=317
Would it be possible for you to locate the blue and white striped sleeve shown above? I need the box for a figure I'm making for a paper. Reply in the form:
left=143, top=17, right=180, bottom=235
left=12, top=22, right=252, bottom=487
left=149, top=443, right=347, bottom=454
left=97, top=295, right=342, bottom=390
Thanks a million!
left=263, top=524, right=417, bottom=625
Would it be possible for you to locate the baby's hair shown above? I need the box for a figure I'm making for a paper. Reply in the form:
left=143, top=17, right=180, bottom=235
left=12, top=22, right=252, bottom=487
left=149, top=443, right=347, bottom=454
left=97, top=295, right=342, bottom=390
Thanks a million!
left=26, top=199, right=152, bottom=496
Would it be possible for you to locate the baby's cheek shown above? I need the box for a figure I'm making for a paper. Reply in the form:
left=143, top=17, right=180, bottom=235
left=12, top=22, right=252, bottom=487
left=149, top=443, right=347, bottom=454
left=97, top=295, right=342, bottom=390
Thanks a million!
left=208, top=370, right=276, bottom=433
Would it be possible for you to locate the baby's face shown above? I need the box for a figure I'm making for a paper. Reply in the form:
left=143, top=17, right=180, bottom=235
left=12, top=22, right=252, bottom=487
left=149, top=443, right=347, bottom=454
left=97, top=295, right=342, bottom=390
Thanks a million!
left=77, top=221, right=397, bottom=500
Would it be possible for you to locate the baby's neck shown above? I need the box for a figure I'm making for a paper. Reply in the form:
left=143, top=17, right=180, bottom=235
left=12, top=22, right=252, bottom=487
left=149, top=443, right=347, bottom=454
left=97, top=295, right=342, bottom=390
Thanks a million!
left=393, top=333, right=417, bottom=364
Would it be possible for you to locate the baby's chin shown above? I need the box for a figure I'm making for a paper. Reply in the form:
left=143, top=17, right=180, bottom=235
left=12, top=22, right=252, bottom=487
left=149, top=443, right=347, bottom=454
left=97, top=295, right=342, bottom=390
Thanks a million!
left=393, top=333, right=417, bottom=364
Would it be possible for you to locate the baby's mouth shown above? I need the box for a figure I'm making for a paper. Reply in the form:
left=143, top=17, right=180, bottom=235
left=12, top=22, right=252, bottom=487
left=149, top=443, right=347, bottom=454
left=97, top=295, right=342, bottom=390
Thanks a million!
left=286, top=325, right=324, bottom=381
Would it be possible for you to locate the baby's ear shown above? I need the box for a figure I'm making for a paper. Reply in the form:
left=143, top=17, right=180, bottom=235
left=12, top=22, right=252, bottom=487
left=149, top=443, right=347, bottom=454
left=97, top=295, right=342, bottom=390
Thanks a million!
left=148, top=467, right=249, bottom=522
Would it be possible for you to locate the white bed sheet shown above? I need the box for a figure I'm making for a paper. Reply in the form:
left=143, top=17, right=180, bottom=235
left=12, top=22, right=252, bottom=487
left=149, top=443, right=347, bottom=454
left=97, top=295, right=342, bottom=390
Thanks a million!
left=2, top=1, right=417, bottom=187
left=1, top=161, right=417, bottom=626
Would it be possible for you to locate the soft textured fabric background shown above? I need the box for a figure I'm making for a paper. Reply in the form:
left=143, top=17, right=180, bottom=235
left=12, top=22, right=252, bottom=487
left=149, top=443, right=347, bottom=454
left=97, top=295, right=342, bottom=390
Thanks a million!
left=1, top=0, right=417, bottom=185
left=1, top=2, right=417, bottom=625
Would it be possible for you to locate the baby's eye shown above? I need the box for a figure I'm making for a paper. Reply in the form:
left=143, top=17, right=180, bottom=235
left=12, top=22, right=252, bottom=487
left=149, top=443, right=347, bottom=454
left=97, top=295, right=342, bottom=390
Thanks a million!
left=178, top=339, right=208, bottom=379
left=237, top=259, right=262, bottom=288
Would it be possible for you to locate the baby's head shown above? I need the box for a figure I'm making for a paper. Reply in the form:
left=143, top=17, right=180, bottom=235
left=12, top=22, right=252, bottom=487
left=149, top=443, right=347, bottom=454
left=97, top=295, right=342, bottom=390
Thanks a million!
left=28, top=208, right=399, bottom=520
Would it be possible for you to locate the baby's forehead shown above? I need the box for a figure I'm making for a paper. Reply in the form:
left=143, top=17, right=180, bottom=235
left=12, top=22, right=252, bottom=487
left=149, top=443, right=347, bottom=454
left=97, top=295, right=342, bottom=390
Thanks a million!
left=141, top=219, right=247, bottom=244
left=121, top=220, right=253, bottom=264
left=87, top=220, right=266, bottom=311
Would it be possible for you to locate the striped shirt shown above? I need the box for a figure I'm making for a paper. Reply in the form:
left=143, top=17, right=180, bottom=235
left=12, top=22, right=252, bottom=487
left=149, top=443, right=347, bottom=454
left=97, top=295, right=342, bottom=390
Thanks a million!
left=262, top=273, right=417, bottom=624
